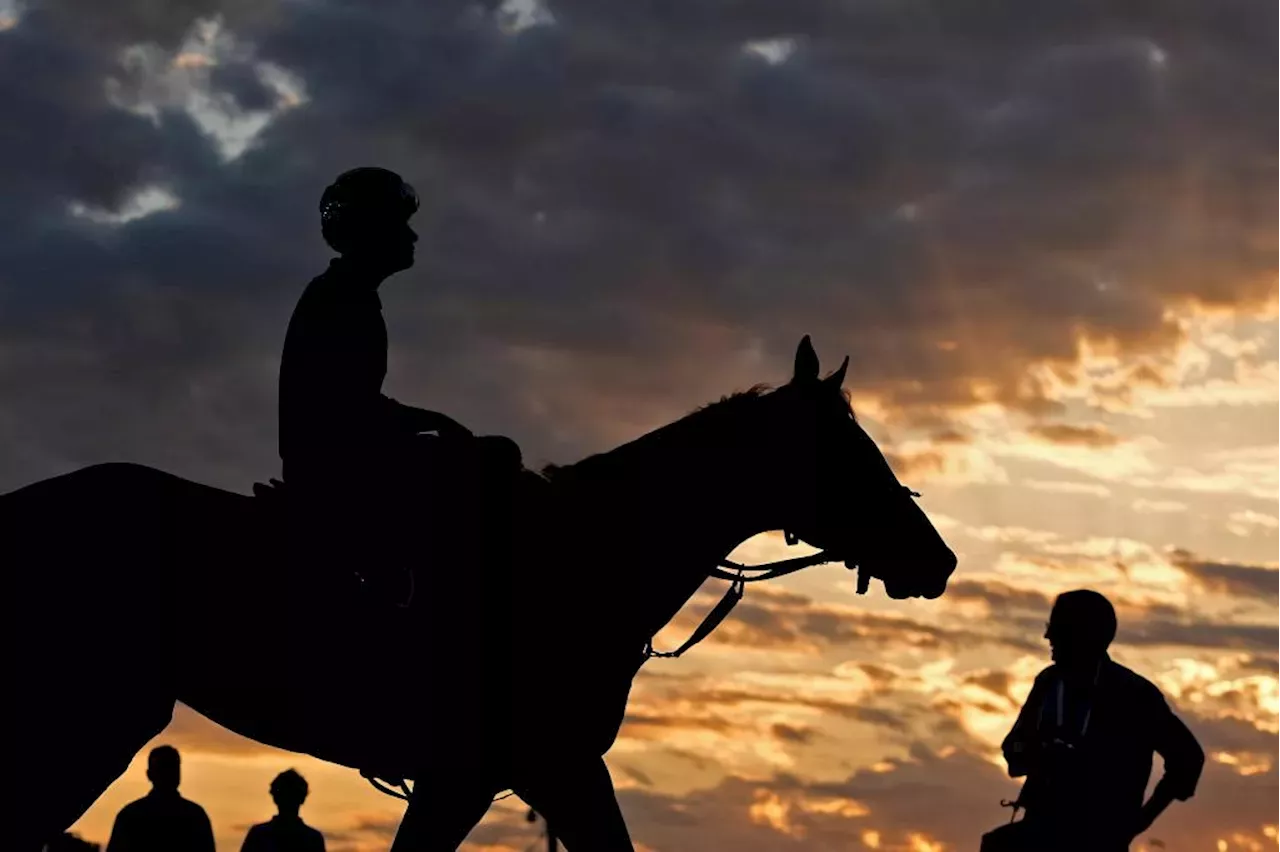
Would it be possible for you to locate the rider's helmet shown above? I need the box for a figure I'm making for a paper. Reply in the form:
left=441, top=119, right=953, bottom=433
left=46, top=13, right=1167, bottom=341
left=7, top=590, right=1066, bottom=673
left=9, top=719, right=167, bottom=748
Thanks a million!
left=320, top=167, right=419, bottom=253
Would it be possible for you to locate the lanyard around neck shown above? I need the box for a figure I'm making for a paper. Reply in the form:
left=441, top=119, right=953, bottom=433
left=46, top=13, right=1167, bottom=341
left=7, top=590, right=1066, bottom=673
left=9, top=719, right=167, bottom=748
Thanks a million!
left=1054, top=661, right=1103, bottom=739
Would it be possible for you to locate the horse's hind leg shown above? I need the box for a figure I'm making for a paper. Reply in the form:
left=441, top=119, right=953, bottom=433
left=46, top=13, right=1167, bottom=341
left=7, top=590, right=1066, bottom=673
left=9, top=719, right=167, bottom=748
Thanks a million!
left=517, top=755, right=634, bottom=852
left=388, top=770, right=499, bottom=851
left=13, top=675, right=175, bottom=852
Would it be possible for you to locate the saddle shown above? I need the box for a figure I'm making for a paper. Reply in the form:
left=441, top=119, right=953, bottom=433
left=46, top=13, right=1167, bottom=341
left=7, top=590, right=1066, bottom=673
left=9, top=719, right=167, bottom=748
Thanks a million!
left=250, top=434, right=530, bottom=608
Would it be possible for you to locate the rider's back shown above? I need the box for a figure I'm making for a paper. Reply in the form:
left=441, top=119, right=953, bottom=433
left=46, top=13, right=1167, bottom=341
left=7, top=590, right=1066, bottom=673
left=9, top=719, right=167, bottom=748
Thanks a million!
left=278, top=258, right=400, bottom=494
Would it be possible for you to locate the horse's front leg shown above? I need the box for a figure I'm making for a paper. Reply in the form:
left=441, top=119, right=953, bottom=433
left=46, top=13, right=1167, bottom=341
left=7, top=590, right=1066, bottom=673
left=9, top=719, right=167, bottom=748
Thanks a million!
left=389, top=772, right=499, bottom=852
left=516, top=755, right=634, bottom=852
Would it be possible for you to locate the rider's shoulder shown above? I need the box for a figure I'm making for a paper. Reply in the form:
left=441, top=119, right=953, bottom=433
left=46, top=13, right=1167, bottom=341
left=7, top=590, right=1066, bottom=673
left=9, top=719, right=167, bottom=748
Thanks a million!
left=292, top=262, right=371, bottom=317
left=302, top=262, right=347, bottom=296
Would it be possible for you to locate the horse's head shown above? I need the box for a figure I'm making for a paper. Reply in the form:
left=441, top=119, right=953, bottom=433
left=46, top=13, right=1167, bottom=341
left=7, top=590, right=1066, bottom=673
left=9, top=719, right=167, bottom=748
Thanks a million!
left=758, top=336, right=956, bottom=600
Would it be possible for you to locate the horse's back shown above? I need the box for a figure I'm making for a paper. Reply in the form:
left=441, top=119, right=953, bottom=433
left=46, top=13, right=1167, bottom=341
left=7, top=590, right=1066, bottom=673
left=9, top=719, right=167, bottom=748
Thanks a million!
left=2, top=461, right=258, bottom=629
left=2, top=461, right=244, bottom=520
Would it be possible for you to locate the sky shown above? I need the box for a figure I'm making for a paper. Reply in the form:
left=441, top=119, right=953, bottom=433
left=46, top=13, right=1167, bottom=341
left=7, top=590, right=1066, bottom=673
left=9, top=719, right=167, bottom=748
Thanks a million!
left=1, top=0, right=1276, bottom=850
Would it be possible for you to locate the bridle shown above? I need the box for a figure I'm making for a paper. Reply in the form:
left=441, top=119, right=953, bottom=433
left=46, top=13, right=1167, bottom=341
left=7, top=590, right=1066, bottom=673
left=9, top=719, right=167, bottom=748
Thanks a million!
left=643, top=484, right=922, bottom=660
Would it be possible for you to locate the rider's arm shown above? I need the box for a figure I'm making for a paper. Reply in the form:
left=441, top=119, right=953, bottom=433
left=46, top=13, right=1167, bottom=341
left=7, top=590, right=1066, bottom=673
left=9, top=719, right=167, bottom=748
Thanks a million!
left=1134, top=694, right=1204, bottom=835
left=1002, top=674, right=1049, bottom=778
left=382, top=396, right=472, bottom=439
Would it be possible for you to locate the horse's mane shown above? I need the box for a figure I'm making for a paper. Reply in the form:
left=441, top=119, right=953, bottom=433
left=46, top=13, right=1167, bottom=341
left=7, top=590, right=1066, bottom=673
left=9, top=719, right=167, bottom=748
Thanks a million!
left=540, top=384, right=776, bottom=482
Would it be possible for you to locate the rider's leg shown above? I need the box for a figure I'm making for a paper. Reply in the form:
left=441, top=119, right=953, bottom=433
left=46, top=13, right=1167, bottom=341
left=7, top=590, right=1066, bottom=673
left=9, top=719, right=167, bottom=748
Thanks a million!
left=516, top=755, right=635, bottom=852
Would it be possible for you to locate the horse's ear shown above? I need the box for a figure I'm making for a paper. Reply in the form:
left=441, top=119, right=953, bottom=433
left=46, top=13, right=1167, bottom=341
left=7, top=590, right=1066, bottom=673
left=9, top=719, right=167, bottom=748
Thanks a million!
left=824, top=355, right=849, bottom=389
left=793, top=335, right=820, bottom=383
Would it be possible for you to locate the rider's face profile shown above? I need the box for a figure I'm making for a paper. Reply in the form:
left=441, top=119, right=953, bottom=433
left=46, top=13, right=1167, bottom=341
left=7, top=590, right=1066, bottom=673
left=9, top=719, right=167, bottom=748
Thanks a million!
left=346, top=216, right=417, bottom=272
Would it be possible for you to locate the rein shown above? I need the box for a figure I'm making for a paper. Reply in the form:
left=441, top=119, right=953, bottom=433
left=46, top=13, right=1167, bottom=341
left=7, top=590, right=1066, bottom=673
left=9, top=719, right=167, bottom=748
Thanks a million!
left=642, top=538, right=851, bottom=660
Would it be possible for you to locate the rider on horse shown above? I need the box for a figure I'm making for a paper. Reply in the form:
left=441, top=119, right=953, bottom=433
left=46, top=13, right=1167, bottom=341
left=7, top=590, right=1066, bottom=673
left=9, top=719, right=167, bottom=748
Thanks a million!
left=276, top=166, right=522, bottom=601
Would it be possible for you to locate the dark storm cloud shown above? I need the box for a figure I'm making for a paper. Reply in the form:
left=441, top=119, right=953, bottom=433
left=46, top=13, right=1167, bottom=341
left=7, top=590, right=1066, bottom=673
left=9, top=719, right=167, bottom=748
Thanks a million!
left=1, top=0, right=1274, bottom=491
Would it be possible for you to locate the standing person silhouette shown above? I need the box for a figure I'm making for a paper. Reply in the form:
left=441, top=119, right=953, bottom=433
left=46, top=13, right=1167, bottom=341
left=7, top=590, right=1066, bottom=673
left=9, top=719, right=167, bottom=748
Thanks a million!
left=240, top=770, right=325, bottom=852
left=104, top=746, right=215, bottom=852
left=985, top=589, right=1205, bottom=851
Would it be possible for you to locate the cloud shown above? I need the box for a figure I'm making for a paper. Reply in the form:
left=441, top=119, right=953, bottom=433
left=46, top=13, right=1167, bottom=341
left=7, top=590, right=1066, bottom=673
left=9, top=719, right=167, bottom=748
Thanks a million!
left=607, top=746, right=1020, bottom=852
left=1119, top=619, right=1279, bottom=654
left=944, top=579, right=1055, bottom=614
left=1025, top=422, right=1122, bottom=447
left=1170, top=549, right=1280, bottom=601
left=1227, top=509, right=1280, bottom=537
left=1132, top=497, right=1188, bottom=514
left=608, top=742, right=1278, bottom=852
left=1, top=0, right=1276, bottom=491
left=659, top=586, right=1039, bottom=656
left=935, top=563, right=1277, bottom=658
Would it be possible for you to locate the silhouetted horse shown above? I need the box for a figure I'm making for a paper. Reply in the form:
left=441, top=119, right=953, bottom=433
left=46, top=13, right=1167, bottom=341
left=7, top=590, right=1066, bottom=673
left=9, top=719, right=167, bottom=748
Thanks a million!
left=6, top=336, right=956, bottom=851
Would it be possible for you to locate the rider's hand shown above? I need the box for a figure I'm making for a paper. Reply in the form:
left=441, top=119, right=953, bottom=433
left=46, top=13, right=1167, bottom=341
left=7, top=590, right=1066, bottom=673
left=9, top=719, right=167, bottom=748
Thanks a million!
left=410, top=409, right=473, bottom=440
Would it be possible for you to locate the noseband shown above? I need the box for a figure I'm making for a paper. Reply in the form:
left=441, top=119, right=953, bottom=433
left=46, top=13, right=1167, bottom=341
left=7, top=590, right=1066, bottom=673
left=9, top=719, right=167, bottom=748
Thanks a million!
left=643, top=485, right=922, bottom=660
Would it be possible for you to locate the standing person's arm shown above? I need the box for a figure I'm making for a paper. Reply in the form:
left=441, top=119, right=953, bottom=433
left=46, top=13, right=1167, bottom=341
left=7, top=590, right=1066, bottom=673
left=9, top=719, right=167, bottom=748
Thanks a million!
left=1002, top=675, right=1048, bottom=777
left=194, top=807, right=217, bottom=852
left=240, top=825, right=264, bottom=852
left=1131, top=694, right=1205, bottom=837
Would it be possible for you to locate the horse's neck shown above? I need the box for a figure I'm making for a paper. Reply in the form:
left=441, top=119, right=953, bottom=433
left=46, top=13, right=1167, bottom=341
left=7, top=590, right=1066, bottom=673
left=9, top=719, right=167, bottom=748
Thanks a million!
left=561, top=435, right=777, bottom=647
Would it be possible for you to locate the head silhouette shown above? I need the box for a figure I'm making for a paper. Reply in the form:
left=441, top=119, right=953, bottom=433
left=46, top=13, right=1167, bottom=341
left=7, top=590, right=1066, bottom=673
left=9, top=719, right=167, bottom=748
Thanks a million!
left=269, top=769, right=309, bottom=818
left=320, top=167, right=419, bottom=274
left=146, top=745, right=181, bottom=793
left=1045, top=589, right=1117, bottom=667
left=772, top=336, right=956, bottom=600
